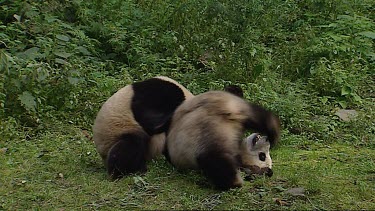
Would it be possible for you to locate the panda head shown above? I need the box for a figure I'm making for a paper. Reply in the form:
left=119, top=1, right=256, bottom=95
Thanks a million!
left=244, top=133, right=273, bottom=177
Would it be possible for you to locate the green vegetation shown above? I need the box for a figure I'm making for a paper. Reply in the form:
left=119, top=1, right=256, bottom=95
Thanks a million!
left=1, top=0, right=374, bottom=209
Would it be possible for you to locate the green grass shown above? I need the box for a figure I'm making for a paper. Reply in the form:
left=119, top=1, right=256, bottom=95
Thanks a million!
left=1, top=120, right=374, bottom=210
left=1, top=0, right=375, bottom=210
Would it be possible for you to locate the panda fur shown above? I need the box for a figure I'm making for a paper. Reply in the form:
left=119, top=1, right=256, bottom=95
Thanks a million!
left=241, top=133, right=273, bottom=179
left=166, top=90, right=280, bottom=190
left=93, top=76, right=193, bottom=179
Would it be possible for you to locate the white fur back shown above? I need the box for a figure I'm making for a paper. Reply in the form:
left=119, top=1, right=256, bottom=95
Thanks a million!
left=93, top=76, right=194, bottom=162
left=93, top=85, right=141, bottom=160
left=167, top=91, right=251, bottom=169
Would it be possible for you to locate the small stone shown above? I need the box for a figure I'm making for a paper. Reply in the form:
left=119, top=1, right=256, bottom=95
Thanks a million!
left=286, top=187, right=305, bottom=196
left=335, top=109, right=358, bottom=122
left=58, top=173, right=64, bottom=179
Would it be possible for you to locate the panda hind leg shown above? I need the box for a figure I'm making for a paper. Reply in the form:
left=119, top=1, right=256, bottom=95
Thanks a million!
left=197, top=150, right=243, bottom=190
left=107, top=132, right=150, bottom=180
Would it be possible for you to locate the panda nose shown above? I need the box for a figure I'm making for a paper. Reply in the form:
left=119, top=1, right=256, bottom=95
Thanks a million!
left=266, top=168, right=273, bottom=177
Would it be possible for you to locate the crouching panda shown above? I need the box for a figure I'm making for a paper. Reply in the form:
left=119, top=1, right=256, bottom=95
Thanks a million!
left=166, top=91, right=280, bottom=190
left=93, top=76, right=194, bottom=179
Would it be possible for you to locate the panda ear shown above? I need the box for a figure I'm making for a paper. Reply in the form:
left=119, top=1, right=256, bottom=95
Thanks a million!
left=245, top=133, right=259, bottom=147
left=224, top=85, right=244, bottom=98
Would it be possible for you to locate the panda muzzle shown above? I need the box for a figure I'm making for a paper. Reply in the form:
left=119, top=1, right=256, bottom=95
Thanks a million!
left=245, top=165, right=273, bottom=177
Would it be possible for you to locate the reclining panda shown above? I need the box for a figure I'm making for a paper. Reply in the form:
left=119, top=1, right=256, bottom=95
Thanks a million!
left=93, top=76, right=194, bottom=179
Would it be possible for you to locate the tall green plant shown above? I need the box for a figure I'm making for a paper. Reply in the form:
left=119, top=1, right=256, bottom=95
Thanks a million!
left=0, top=1, right=99, bottom=125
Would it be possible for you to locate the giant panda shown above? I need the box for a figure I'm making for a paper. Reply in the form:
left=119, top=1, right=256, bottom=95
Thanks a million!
left=166, top=90, right=280, bottom=190
left=93, top=76, right=194, bottom=179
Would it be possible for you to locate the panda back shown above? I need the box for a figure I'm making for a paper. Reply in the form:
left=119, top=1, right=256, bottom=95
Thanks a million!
left=167, top=91, right=249, bottom=169
left=93, top=85, right=141, bottom=159
left=131, top=77, right=193, bottom=135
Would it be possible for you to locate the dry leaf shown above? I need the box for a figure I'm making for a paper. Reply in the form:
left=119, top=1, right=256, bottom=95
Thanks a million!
left=82, top=130, right=93, bottom=141
left=273, top=198, right=289, bottom=206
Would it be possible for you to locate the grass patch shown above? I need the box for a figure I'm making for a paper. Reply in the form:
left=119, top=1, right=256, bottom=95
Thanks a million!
left=1, top=120, right=374, bottom=210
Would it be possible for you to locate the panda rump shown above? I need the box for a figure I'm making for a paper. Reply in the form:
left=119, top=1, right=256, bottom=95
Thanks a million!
left=93, top=76, right=193, bottom=179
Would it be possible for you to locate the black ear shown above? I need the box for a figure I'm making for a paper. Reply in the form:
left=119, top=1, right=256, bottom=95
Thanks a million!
left=252, top=136, right=257, bottom=147
left=245, top=133, right=259, bottom=147
left=224, top=85, right=244, bottom=98
left=244, top=103, right=281, bottom=148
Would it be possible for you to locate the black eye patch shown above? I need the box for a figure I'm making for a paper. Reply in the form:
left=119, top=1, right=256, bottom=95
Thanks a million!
left=259, top=152, right=266, bottom=161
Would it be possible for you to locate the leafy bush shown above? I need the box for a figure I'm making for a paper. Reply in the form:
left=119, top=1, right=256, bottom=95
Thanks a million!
left=308, top=58, right=363, bottom=107
left=0, top=1, right=102, bottom=125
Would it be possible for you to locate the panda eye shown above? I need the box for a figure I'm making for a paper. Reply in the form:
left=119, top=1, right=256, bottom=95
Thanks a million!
left=259, top=152, right=266, bottom=161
